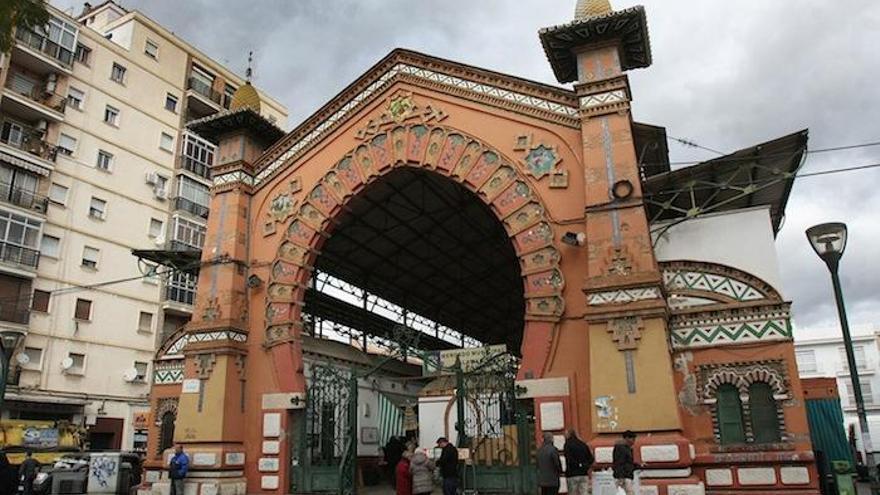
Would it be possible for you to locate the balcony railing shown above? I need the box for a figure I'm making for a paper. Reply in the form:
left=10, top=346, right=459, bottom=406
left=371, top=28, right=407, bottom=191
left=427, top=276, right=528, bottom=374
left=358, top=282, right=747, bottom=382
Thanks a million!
left=179, top=155, right=212, bottom=180
left=0, top=127, right=58, bottom=163
left=168, top=240, right=201, bottom=252
left=4, top=73, right=67, bottom=115
left=173, top=197, right=209, bottom=219
left=0, top=301, right=30, bottom=325
left=0, top=241, right=40, bottom=269
left=14, top=28, right=74, bottom=68
left=0, top=182, right=49, bottom=214
left=186, top=77, right=232, bottom=109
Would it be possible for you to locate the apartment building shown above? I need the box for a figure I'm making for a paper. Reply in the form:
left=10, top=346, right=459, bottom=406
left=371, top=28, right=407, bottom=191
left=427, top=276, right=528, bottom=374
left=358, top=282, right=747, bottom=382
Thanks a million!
left=794, top=325, right=880, bottom=461
left=0, top=0, right=286, bottom=452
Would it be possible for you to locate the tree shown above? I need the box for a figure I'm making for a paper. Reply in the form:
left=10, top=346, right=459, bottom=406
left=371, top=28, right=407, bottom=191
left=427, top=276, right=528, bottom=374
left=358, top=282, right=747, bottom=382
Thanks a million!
left=0, top=0, right=50, bottom=54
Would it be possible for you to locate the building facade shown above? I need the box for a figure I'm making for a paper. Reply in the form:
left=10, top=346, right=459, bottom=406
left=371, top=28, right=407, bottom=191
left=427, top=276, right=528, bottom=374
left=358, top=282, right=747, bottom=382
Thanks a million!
left=0, top=0, right=285, bottom=454
left=795, top=325, right=880, bottom=461
left=140, top=1, right=821, bottom=494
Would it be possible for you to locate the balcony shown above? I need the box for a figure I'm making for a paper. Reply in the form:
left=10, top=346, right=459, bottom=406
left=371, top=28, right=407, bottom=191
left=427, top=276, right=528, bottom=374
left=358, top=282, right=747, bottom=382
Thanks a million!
left=0, top=126, right=57, bottom=166
left=164, top=284, right=195, bottom=306
left=0, top=301, right=30, bottom=325
left=185, top=77, right=231, bottom=121
left=0, top=182, right=49, bottom=215
left=2, top=74, right=66, bottom=124
left=167, top=240, right=201, bottom=252
left=0, top=241, right=40, bottom=270
left=173, top=197, right=209, bottom=219
left=13, top=28, right=74, bottom=73
left=179, top=154, right=212, bottom=181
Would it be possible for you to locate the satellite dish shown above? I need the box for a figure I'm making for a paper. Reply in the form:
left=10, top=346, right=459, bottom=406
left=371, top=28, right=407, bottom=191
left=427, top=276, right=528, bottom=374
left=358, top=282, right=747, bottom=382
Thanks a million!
left=15, top=353, right=30, bottom=366
left=60, top=357, right=74, bottom=371
left=154, top=236, right=165, bottom=247
left=122, top=368, right=139, bottom=382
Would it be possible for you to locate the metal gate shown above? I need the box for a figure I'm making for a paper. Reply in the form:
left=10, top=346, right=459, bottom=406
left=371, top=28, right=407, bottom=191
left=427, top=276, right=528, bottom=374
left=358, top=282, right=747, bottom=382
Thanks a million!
left=292, top=364, right=358, bottom=495
left=456, top=358, right=536, bottom=494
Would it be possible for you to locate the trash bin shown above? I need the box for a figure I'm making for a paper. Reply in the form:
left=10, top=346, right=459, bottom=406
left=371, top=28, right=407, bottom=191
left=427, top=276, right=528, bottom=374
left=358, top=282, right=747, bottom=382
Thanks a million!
left=832, top=460, right=856, bottom=495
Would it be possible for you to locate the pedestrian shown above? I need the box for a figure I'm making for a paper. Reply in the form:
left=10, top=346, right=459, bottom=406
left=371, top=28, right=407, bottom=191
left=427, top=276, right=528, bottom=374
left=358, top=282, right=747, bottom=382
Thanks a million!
left=435, top=437, right=459, bottom=495
left=0, top=452, right=17, bottom=495
left=563, top=429, right=594, bottom=495
left=537, top=432, right=563, bottom=495
left=395, top=450, right=413, bottom=495
left=19, top=451, right=40, bottom=495
left=168, top=444, right=189, bottom=495
left=385, top=436, right=405, bottom=488
left=612, top=430, right=638, bottom=495
left=410, top=449, right=436, bottom=495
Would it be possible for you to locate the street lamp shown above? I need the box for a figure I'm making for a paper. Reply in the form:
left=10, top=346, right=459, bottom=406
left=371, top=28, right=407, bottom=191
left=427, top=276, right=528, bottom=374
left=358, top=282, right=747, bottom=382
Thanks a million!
left=0, top=328, right=26, bottom=411
left=806, top=222, right=876, bottom=490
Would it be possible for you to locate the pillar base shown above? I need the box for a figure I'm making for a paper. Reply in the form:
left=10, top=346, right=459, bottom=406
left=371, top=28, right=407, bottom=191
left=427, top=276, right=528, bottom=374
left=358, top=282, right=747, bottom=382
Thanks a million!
left=147, top=477, right=247, bottom=495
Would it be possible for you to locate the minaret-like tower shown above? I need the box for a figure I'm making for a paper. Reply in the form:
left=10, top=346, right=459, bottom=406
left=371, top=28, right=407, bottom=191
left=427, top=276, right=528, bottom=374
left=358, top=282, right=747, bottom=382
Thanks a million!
left=540, top=0, right=693, bottom=474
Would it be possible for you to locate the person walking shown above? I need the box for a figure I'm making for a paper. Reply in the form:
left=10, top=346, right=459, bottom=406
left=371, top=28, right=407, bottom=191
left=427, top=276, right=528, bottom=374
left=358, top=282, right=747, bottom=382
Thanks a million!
left=168, top=444, right=190, bottom=495
left=612, top=431, right=638, bottom=495
left=563, top=429, right=594, bottom=495
left=436, top=437, right=459, bottom=495
left=410, top=449, right=435, bottom=495
left=0, top=452, right=17, bottom=495
left=19, top=451, right=40, bottom=495
left=384, top=436, right=405, bottom=488
left=537, top=432, right=563, bottom=495
left=395, top=451, right=413, bottom=495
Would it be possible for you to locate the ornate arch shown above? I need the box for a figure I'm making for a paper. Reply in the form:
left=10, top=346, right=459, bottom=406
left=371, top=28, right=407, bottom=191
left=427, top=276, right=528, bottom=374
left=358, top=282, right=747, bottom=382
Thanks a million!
left=261, top=124, right=566, bottom=388
left=701, top=361, right=789, bottom=404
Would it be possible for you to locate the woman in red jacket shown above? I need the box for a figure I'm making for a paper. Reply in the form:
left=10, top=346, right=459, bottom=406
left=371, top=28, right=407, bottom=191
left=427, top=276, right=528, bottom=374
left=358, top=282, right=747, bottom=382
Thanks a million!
left=395, top=451, right=413, bottom=495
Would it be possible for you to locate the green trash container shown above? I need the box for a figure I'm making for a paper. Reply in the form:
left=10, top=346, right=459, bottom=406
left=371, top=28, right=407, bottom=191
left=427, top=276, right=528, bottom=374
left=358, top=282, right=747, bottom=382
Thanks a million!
left=832, top=460, right=856, bottom=495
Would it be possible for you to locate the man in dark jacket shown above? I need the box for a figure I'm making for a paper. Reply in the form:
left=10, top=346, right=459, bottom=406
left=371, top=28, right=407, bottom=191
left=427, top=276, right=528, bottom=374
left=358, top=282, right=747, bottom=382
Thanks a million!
left=536, top=433, right=562, bottom=495
left=612, top=431, right=637, bottom=495
left=19, top=451, right=40, bottom=495
left=563, top=429, right=594, bottom=495
left=436, top=437, right=459, bottom=495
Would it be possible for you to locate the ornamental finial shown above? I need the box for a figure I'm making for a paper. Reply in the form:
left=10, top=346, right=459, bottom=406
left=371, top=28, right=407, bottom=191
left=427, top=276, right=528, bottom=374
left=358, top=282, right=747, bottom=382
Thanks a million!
left=574, top=0, right=613, bottom=20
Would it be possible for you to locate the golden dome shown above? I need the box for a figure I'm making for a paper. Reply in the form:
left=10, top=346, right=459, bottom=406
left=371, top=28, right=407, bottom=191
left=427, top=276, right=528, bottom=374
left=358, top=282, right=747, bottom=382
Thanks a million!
left=229, top=82, right=262, bottom=113
left=575, top=0, right=612, bottom=19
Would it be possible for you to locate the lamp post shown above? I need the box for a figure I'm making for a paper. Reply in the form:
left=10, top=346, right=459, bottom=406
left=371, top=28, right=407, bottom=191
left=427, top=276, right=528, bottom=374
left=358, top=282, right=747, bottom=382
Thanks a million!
left=0, top=328, right=26, bottom=411
left=806, top=222, right=876, bottom=490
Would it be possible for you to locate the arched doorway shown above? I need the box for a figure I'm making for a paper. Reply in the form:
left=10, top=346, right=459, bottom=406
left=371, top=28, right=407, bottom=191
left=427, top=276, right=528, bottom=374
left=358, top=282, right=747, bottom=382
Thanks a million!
left=269, top=125, right=564, bottom=494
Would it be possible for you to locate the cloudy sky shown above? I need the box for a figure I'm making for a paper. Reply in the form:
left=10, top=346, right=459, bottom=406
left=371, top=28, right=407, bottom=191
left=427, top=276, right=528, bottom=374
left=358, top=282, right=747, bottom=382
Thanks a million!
left=55, top=0, right=880, bottom=335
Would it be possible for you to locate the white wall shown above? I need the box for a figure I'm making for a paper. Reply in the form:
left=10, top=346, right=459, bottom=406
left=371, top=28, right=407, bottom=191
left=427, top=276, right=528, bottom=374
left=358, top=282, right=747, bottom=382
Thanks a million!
left=653, top=206, right=783, bottom=295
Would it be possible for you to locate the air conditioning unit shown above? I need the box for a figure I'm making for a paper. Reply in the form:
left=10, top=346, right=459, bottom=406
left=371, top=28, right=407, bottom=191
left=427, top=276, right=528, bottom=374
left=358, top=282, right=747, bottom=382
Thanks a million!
left=145, top=172, right=159, bottom=185
left=154, top=187, right=167, bottom=200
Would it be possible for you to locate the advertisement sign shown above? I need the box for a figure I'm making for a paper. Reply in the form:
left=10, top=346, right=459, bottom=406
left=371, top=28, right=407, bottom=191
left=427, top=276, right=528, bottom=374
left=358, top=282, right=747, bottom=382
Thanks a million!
left=421, top=344, right=508, bottom=375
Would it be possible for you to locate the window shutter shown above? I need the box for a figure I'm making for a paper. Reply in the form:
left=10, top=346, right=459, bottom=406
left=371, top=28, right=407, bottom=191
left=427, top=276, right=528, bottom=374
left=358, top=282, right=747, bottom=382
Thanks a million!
left=749, top=382, right=781, bottom=443
left=716, top=384, right=745, bottom=444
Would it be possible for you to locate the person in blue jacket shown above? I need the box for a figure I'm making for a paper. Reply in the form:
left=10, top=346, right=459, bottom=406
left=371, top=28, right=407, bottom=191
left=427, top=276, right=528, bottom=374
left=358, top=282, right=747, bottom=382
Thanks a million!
left=168, top=445, right=189, bottom=495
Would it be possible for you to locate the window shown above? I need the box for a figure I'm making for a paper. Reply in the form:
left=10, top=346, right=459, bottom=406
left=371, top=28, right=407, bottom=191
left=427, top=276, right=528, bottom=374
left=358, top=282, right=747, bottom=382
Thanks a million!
left=81, top=246, right=99, bottom=269
left=166, top=270, right=197, bottom=305
left=1, top=121, right=25, bottom=147
left=89, top=197, right=106, bottom=219
left=796, top=350, right=817, bottom=374
left=110, top=63, right=127, bottom=84
left=180, top=133, right=215, bottom=179
left=0, top=162, right=38, bottom=207
left=0, top=209, right=42, bottom=249
left=159, top=411, right=176, bottom=453
left=67, top=87, right=84, bottom=110
left=134, top=361, right=149, bottom=381
left=74, top=43, right=91, bottom=65
left=96, top=150, right=113, bottom=172
left=31, top=289, right=50, bottom=312
left=839, top=345, right=868, bottom=371
left=40, top=234, right=60, bottom=258
left=177, top=175, right=210, bottom=211
left=49, top=183, right=68, bottom=205
left=104, top=105, right=120, bottom=126
left=846, top=379, right=874, bottom=406
left=67, top=352, right=86, bottom=374
left=159, top=132, right=174, bottom=152
left=749, top=382, right=781, bottom=443
left=46, top=15, right=78, bottom=55
left=23, top=347, right=42, bottom=368
left=149, top=218, right=164, bottom=238
left=144, top=40, right=159, bottom=59
left=74, top=299, right=92, bottom=320
left=138, top=311, right=153, bottom=332
left=172, top=216, right=206, bottom=249
left=716, top=384, right=745, bottom=445
left=165, top=93, right=178, bottom=113
left=57, top=134, right=77, bottom=156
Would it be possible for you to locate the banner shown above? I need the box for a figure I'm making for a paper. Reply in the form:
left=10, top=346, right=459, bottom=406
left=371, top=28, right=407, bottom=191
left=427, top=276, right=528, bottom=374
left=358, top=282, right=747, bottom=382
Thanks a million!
left=422, top=344, right=507, bottom=375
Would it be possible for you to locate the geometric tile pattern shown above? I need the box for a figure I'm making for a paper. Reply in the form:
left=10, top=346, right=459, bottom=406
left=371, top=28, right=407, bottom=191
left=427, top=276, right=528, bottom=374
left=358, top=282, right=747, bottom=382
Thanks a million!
left=663, top=268, right=767, bottom=303
left=242, top=63, right=580, bottom=189
left=579, top=90, right=626, bottom=109
left=166, top=329, right=248, bottom=356
left=587, top=286, right=661, bottom=305
left=670, top=311, right=792, bottom=350
left=153, top=366, right=184, bottom=384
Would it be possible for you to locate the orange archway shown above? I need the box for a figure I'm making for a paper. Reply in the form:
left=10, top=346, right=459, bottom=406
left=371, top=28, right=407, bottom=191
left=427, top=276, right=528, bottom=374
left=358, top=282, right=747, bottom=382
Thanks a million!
left=262, top=123, right=566, bottom=391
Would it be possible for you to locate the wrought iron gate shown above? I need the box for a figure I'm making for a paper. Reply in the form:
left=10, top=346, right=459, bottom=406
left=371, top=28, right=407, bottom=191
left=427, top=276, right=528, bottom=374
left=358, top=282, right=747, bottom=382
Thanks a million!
left=456, top=359, right=536, bottom=494
left=292, top=364, right=358, bottom=495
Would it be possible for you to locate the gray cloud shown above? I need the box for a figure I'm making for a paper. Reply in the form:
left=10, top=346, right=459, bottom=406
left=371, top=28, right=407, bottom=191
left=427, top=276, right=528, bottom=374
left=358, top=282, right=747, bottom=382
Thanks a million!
left=54, top=0, right=880, bottom=332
